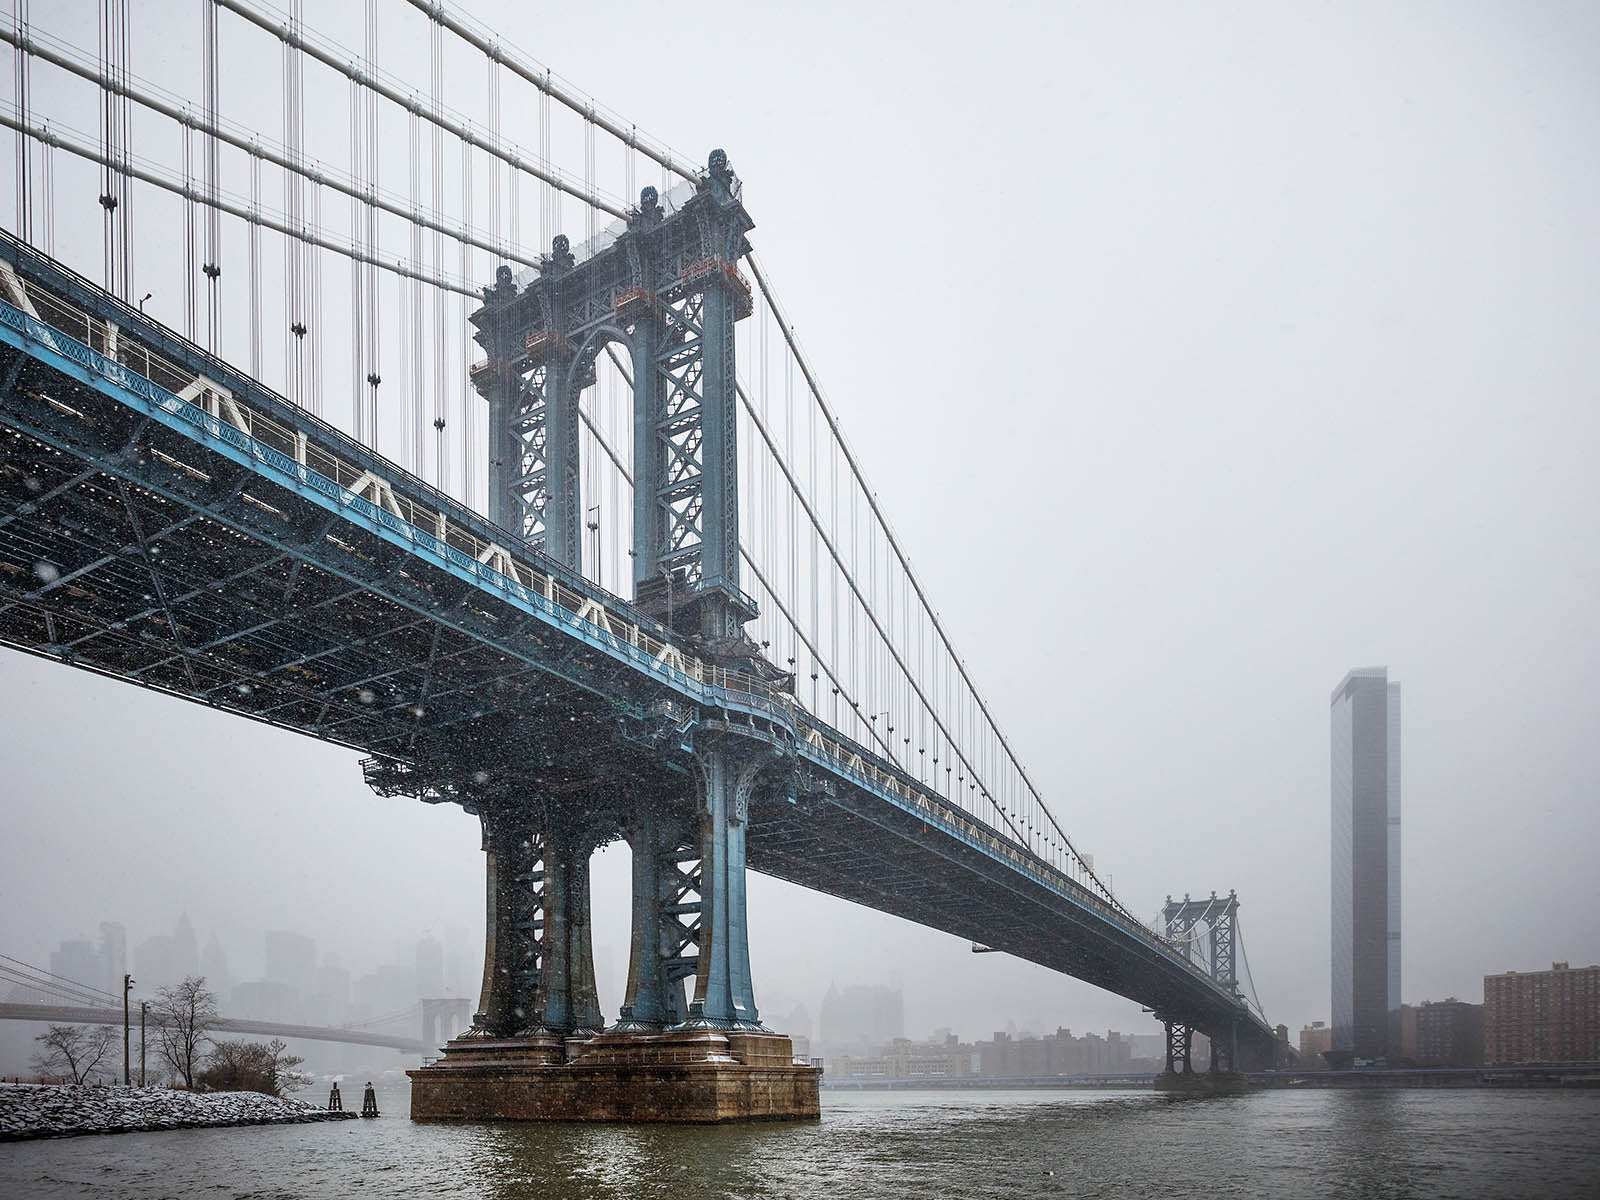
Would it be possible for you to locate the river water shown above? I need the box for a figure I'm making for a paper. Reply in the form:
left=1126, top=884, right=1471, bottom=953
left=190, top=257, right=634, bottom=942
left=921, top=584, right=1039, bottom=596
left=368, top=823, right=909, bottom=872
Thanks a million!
left=1, top=1085, right=1595, bottom=1198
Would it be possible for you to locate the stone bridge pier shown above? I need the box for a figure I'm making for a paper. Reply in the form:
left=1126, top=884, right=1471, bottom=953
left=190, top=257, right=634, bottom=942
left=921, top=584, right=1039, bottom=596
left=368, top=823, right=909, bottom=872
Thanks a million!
left=1154, top=1018, right=1252, bottom=1095
left=408, top=746, right=819, bottom=1123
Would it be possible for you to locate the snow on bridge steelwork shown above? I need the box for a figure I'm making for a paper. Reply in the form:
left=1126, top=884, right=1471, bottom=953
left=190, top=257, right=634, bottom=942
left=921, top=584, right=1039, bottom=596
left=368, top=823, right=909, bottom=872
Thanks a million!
left=0, top=234, right=1278, bottom=1067
left=0, top=2, right=1289, bottom=1107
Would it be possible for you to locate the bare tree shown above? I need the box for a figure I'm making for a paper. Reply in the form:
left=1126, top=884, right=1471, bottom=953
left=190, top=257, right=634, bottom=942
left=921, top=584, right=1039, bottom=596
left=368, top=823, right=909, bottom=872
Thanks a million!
left=31, top=1023, right=117, bottom=1085
left=153, top=976, right=217, bottom=1089
left=199, top=1038, right=309, bottom=1096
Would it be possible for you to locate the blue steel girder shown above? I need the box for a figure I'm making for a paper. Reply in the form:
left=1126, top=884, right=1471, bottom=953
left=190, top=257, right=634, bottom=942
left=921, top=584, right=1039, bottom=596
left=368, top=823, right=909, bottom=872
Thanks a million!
left=0, top=346, right=673, bottom=756
left=0, top=229, right=1280, bottom=1055
left=0, top=291, right=793, bottom=738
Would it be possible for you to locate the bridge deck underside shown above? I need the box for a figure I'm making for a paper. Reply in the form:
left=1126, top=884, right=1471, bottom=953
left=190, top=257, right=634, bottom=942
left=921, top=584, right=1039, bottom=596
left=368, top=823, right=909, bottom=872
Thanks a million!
left=748, top=796, right=1253, bottom=1039
left=0, top=310, right=1270, bottom=1052
left=0, top=338, right=678, bottom=800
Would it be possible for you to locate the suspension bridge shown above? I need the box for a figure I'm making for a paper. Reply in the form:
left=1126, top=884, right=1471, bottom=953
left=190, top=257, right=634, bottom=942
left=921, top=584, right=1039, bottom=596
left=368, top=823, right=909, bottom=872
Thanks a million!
left=0, top=953, right=458, bottom=1055
left=0, top=0, right=1289, bottom=1119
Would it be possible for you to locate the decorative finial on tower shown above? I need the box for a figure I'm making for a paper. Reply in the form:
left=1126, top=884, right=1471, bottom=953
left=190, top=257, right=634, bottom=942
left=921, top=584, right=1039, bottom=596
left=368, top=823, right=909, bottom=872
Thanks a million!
left=482, top=263, right=517, bottom=306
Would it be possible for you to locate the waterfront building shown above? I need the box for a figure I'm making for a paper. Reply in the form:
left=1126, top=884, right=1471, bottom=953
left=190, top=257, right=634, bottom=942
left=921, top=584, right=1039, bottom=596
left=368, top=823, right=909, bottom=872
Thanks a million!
left=1299, top=1020, right=1333, bottom=1063
left=1399, top=1002, right=1418, bottom=1060
left=1414, top=998, right=1483, bottom=1067
left=977, top=1029, right=1137, bottom=1078
left=1330, top=667, right=1401, bottom=1064
left=833, top=1037, right=977, bottom=1081
left=1483, top=963, right=1600, bottom=1065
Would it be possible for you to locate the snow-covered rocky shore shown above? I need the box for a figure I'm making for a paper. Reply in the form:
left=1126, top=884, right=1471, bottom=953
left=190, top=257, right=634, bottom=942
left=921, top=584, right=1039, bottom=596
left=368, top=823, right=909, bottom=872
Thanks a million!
left=0, top=1082, right=359, bottom=1141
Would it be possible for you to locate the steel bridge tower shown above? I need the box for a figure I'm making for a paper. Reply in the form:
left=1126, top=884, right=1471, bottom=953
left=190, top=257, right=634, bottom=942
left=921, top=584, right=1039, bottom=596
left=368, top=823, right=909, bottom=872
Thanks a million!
left=444, top=151, right=792, bottom=1065
left=1158, top=890, right=1244, bottom=1081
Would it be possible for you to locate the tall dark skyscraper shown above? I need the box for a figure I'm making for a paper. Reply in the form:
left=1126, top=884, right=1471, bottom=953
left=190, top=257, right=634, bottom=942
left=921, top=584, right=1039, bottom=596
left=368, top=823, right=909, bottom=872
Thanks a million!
left=1330, top=667, right=1402, bottom=1064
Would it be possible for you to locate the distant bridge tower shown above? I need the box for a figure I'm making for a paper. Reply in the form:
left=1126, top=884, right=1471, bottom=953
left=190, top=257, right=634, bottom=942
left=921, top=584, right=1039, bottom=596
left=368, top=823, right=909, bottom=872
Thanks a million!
left=1159, top=890, right=1242, bottom=1078
left=1163, top=890, right=1239, bottom=994
left=419, top=997, right=474, bottom=1049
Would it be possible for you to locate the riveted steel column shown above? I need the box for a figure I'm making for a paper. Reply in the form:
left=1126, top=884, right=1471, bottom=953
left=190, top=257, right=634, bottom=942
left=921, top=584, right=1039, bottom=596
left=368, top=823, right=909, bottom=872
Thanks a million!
left=617, top=802, right=694, bottom=1028
left=630, top=301, right=664, bottom=597
left=695, top=280, right=738, bottom=635
left=543, top=352, right=581, bottom=570
left=687, top=750, right=759, bottom=1028
left=471, top=805, right=543, bottom=1037
left=471, top=280, right=520, bottom=539
left=538, top=823, right=604, bottom=1033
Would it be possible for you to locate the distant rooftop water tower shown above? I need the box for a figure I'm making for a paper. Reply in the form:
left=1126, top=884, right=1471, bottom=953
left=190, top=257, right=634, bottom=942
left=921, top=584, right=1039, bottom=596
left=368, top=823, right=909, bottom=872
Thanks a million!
left=1330, top=667, right=1402, bottom=1066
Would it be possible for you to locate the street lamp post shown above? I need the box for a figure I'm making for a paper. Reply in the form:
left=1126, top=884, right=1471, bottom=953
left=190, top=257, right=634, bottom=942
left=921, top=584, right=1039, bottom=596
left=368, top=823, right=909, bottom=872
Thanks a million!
left=122, top=974, right=134, bottom=1086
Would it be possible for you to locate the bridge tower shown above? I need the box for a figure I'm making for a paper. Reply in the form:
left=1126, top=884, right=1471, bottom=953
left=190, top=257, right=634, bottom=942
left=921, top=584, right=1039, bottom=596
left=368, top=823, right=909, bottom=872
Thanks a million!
left=1155, top=890, right=1248, bottom=1090
left=471, top=148, right=756, bottom=639
left=1162, top=890, right=1239, bottom=994
left=412, top=152, right=814, bottom=1121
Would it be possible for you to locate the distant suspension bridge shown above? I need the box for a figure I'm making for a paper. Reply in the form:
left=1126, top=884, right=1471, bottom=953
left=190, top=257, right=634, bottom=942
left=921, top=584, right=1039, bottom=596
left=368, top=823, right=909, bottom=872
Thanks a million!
left=0, top=952, right=466, bottom=1054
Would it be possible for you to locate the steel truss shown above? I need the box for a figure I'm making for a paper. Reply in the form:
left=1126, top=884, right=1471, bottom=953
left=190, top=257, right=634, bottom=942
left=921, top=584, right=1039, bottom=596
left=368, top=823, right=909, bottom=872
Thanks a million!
left=0, top=230, right=1282, bottom=1059
left=472, top=153, right=754, bottom=635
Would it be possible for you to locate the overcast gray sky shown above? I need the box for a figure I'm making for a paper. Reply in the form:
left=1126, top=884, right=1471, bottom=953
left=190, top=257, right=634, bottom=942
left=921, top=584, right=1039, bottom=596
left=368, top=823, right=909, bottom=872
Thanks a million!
left=1, top=0, right=1597, bottom=1047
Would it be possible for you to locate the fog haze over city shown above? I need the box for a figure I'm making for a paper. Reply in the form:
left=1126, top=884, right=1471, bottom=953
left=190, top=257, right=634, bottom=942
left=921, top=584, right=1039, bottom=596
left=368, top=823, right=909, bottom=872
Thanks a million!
left=2, top=0, right=1597, bottom=1067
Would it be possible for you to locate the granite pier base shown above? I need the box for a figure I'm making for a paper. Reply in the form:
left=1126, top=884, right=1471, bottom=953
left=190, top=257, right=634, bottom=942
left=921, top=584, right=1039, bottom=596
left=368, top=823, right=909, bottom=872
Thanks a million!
left=408, top=1029, right=821, bottom=1123
left=1153, top=1070, right=1252, bottom=1096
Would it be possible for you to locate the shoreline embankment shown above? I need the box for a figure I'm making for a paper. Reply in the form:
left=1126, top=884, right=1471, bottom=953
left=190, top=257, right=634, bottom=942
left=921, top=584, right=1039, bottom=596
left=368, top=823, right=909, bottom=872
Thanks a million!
left=0, top=1082, right=357, bottom=1141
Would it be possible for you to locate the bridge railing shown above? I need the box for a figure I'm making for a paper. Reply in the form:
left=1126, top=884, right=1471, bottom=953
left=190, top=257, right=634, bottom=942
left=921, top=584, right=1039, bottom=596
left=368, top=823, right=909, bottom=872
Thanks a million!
left=1, top=243, right=1247, bottom=1021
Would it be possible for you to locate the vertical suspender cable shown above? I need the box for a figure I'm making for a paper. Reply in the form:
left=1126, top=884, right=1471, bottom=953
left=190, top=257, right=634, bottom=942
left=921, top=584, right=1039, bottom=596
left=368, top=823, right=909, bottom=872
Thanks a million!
left=430, top=16, right=447, bottom=492
left=308, top=147, right=323, bottom=417
left=202, top=0, right=221, bottom=353
left=118, top=0, right=131, bottom=298
left=40, top=125, right=55, bottom=257
left=363, top=0, right=380, bottom=452
left=248, top=146, right=261, bottom=379
left=538, top=71, right=550, bottom=247
left=12, top=0, right=30, bottom=242
left=97, top=0, right=112, bottom=291
left=349, top=72, right=363, bottom=442
left=182, top=117, right=197, bottom=340
left=281, top=0, right=303, bottom=408
left=459, top=84, right=474, bottom=505
left=409, top=109, right=424, bottom=472
left=583, top=105, right=595, bottom=242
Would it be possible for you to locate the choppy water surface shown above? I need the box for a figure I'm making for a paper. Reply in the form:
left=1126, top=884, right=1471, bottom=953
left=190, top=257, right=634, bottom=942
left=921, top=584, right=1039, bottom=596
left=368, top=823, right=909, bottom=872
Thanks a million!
left=1, top=1085, right=1596, bottom=1199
